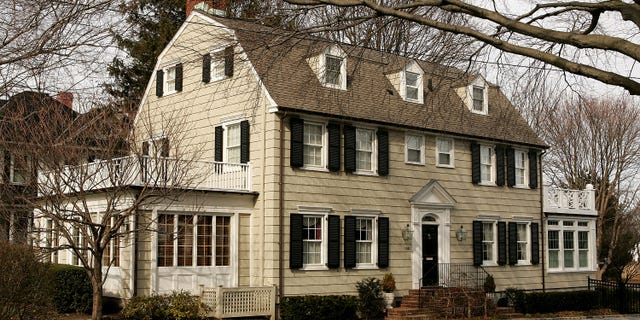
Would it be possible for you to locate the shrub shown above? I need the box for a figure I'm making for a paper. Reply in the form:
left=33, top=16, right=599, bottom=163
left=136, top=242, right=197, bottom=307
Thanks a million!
left=516, top=290, right=598, bottom=314
left=483, top=275, right=496, bottom=293
left=356, top=277, right=385, bottom=320
left=0, top=243, right=55, bottom=320
left=49, top=264, right=93, bottom=314
left=122, top=291, right=207, bottom=320
left=280, top=295, right=357, bottom=320
left=382, top=273, right=396, bottom=293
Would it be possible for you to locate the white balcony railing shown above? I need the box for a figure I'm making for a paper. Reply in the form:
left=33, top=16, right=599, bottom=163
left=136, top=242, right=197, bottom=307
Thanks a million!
left=543, top=184, right=597, bottom=216
left=37, top=156, right=251, bottom=195
left=201, top=286, right=276, bottom=319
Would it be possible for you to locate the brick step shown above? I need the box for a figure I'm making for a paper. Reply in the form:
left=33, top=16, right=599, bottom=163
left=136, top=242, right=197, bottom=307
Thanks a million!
left=386, top=314, right=430, bottom=320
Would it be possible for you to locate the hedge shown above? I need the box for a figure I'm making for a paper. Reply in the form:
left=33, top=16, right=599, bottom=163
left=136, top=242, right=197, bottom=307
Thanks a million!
left=514, top=290, right=599, bottom=314
left=280, top=295, right=358, bottom=320
left=49, top=264, right=93, bottom=314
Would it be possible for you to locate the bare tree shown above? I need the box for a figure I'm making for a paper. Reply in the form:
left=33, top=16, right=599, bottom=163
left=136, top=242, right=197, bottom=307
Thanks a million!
left=0, top=95, right=203, bottom=319
left=542, top=96, right=640, bottom=278
left=0, top=0, right=117, bottom=97
left=283, top=0, right=640, bottom=95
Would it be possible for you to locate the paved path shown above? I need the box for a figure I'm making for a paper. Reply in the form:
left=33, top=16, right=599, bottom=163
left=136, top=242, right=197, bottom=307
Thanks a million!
left=512, top=315, right=640, bottom=320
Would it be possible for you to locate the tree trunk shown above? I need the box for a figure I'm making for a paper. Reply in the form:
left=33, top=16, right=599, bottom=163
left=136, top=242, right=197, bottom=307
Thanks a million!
left=91, top=257, right=103, bottom=320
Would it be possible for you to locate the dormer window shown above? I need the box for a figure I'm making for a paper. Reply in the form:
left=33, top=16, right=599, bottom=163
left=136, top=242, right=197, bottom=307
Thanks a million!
left=400, top=61, right=424, bottom=103
left=472, top=86, right=484, bottom=112
left=325, top=55, right=342, bottom=86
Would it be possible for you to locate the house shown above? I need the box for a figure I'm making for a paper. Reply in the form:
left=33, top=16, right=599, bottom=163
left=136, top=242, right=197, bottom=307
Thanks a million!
left=0, top=91, right=77, bottom=244
left=34, top=1, right=598, bottom=316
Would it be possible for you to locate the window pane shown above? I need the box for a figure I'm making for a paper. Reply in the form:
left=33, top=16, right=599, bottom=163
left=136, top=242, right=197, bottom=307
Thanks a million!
left=158, top=215, right=174, bottom=267
left=472, top=86, right=484, bottom=111
left=325, top=56, right=341, bottom=85
left=212, top=51, right=225, bottom=80
left=482, top=222, right=493, bottom=261
left=227, top=124, right=241, bottom=163
left=216, top=216, right=230, bottom=266
left=406, top=72, right=418, bottom=86
left=177, top=215, right=194, bottom=266
left=197, top=216, right=213, bottom=266
left=303, top=216, right=322, bottom=265
left=548, top=230, right=559, bottom=268
left=563, top=231, right=574, bottom=268
left=356, top=218, right=373, bottom=264
left=408, top=149, right=421, bottom=163
left=356, top=129, right=373, bottom=171
left=304, top=123, right=323, bottom=166
left=578, top=231, right=589, bottom=268
left=407, top=135, right=420, bottom=150
left=517, top=223, right=527, bottom=261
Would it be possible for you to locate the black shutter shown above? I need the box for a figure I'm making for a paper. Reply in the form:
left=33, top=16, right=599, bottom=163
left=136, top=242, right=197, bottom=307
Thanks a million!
left=142, top=141, right=149, bottom=156
left=529, top=150, right=538, bottom=189
left=224, top=46, right=234, bottom=78
left=202, top=54, right=211, bottom=83
left=175, top=63, right=183, bottom=92
left=155, top=70, right=164, bottom=97
left=344, top=216, right=356, bottom=269
left=289, top=118, right=303, bottom=168
left=496, top=145, right=505, bottom=187
left=289, top=214, right=303, bottom=269
left=328, top=215, right=340, bottom=269
left=327, top=123, right=341, bottom=172
left=3, top=151, right=11, bottom=181
left=377, top=217, right=389, bottom=268
left=344, top=125, right=356, bottom=173
left=506, top=147, right=516, bottom=187
left=508, top=222, right=517, bottom=265
left=472, top=221, right=483, bottom=266
left=161, top=138, right=169, bottom=157
left=240, top=120, right=250, bottom=164
left=471, top=142, right=480, bottom=184
left=531, top=222, right=540, bottom=265
left=498, top=221, right=507, bottom=265
left=377, top=129, right=389, bottom=176
left=214, top=126, right=223, bottom=162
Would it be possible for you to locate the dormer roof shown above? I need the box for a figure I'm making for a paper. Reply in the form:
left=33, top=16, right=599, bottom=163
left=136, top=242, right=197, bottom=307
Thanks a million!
left=199, top=14, right=546, bottom=148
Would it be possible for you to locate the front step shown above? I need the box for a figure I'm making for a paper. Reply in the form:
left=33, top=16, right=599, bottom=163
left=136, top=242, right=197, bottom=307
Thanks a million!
left=386, top=287, right=492, bottom=320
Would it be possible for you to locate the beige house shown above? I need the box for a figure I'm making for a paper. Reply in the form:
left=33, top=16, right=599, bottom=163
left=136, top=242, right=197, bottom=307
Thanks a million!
left=34, top=3, right=598, bottom=317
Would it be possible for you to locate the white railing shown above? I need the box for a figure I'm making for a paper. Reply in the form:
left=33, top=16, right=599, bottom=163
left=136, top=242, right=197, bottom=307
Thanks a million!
left=37, top=156, right=251, bottom=195
left=200, top=286, right=276, bottom=319
left=543, top=184, right=597, bottom=216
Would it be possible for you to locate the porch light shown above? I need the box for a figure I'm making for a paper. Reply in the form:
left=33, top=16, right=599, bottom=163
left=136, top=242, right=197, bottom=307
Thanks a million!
left=401, top=224, right=413, bottom=249
left=456, top=225, right=467, bottom=241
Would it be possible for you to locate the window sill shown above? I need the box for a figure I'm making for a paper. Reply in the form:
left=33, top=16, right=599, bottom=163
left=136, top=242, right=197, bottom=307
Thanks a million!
left=210, top=76, right=228, bottom=82
left=482, top=262, right=498, bottom=267
left=403, top=97, right=423, bottom=104
left=301, top=166, right=330, bottom=172
left=354, top=170, right=377, bottom=176
left=516, top=261, right=532, bottom=266
left=353, top=264, right=378, bottom=270
left=162, top=90, right=177, bottom=96
left=547, top=268, right=596, bottom=274
left=301, top=265, right=330, bottom=271
left=322, top=82, right=346, bottom=90
left=513, top=185, right=530, bottom=189
left=470, top=109, right=488, bottom=115
left=478, top=182, right=497, bottom=187
left=405, top=161, right=425, bottom=166
left=436, top=164, right=455, bottom=169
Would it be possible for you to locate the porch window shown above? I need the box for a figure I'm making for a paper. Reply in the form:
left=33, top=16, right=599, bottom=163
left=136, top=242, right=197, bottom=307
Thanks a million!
left=546, top=219, right=593, bottom=271
left=157, top=214, right=231, bottom=267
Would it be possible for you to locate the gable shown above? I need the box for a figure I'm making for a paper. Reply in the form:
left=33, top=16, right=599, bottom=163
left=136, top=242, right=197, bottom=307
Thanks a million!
left=409, top=180, right=456, bottom=208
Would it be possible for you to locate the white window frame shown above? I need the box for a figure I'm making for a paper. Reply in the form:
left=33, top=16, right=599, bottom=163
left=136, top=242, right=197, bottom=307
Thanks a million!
left=436, top=137, right=454, bottom=168
left=210, top=48, right=227, bottom=82
left=514, top=149, right=529, bottom=188
left=223, top=121, right=242, bottom=164
left=302, top=121, right=328, bottom=170
left=481, top=221, right=497, bottom=266
left=10, top=153, right=30, bottom=185
left=467, top=78, right=489, bottom=115
left=405, top=133, right=424, bottom=165
left=319, top=45, right=347, bottom=90
left=546, top=218, right=595, bottom=272
left=401, top=65, right=424, bottom=104
left=516, top=222, right=531, bottom=265
left=163, top=64, right=178, bottom=96
left=156, top=213, right=232, bottom=268
left=300, top=213, right=329, bottom=271
left=354, top=216, right=378, bottom=269
left=480, top=145, right=495, bottom=185
left=355, top=127, right=377, bottom=174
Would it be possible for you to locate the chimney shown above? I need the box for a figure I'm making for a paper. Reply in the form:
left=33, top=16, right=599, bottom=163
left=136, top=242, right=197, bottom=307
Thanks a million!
left=186, top=0, right=226, bottom=18
left=56, top=92, right=73, bottom=108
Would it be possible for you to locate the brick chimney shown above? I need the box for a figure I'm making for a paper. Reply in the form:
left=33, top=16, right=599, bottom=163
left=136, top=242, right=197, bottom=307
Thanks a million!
left=186, top=0, right=227, bottom=17
left=56, top=92, right=73, bottom=108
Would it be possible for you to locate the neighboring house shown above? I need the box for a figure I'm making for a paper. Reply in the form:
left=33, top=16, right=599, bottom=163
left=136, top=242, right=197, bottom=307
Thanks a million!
left=35, top=1, right=598, bottom=312
left=0, top=91, right=77, bottom=244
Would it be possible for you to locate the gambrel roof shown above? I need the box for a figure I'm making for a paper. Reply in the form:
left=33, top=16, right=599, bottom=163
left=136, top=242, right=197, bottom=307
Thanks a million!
left=202, top=13, right=546, bottom=148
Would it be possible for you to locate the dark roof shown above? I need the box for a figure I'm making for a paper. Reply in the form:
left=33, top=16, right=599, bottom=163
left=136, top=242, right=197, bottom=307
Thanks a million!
left=206, top=14, right=545, bottom=148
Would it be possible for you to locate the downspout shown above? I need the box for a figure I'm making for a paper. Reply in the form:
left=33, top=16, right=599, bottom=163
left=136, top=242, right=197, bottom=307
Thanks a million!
left=131, top=211, right=137, bottom=297
left=539, top=150, right=546, bottom=291
left=278, top=113, right=287, bottom=317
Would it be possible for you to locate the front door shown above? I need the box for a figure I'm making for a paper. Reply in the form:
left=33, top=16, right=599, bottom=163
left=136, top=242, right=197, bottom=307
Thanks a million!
left=422, top=224, right=438, bottom=286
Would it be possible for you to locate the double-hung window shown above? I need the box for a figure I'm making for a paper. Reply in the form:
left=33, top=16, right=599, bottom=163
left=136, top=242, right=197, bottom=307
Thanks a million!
left=355, top=217, right=375, bottom=266
left=157, top=214, right=231, bottom=267
left=482, top=222, right=496, bottom=264
left=547, top=219, right=593, bottom=271
left=214, top=120, right=250, bottom=166
left=303, top=122, right=324, bottom=168
left=480, top=145, right=495, bottom=183
left=515, top=150, right=528, bottom=187
left=405, top=71, right=420, bottom=101
left=472, top=86, right=485, bottom=113
left=516, top=222, right=529, bottom=263
left=225, top=123, right=241, bottom=164
left=10, top=154, right=30, bottom=185
left=325, top=55, right=343, bottom=87
left=356, top=128, right=374, bottom=172
left=164, top=65, right=177, bottom=94
left=211, top=49, right=226, bottom=81
left=302, top=216, right=324, bottom=266
left=405, top=134, right=424, bottom=164
left=436, top=137, right=454, bottom=167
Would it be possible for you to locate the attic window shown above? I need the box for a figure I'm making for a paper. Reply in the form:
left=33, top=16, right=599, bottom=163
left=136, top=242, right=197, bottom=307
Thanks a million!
left=401, top=62, right=424, bottom=103
left=472, top=86, right=484, bottom=112
left=406, top=72, right=420, bottom=100
left=325, top=55, right=343, bottom=87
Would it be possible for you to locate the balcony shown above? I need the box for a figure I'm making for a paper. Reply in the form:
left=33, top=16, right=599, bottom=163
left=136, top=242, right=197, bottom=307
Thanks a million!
left=543, top=185, right=597, bottom=216
left=37, top=156, right=252, bottom=195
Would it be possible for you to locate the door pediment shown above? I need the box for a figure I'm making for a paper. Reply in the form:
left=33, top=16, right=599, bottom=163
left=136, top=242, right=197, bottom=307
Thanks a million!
left=410, top=180, right=456, bottom=208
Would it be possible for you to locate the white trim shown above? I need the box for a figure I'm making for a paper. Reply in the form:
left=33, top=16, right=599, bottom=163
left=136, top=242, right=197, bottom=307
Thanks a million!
left=468, top=76, right=489, bottom=115
left=479, top=144, right=496, bottom=185
left=411, top=208, right=451, bottom=289
left=435, top=137, right=455, bottom=168
left=405, top=133, right=425, bottom=165
left=318, top=45, right=347, bottom=90
left=354, top=127, right=377, bottom=175
left=481, top=221, right=498, bottom=266
left=299, top=213, right=329, bottom=271
left=301, top=120, right=328, bottom=170
left=514, top=149, right=529, bottom=188
left=401, top=61, right=424, bottom=103
left=220, top=113, right=245, bottom=123
left=351, top=208, right=383, bottom=216
left=352, top=215, right=378, bottom=269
